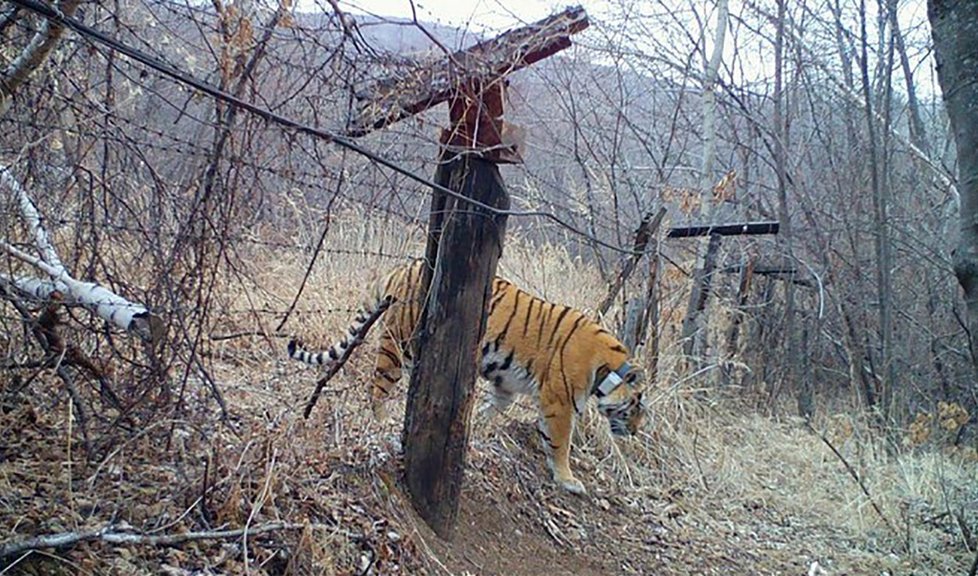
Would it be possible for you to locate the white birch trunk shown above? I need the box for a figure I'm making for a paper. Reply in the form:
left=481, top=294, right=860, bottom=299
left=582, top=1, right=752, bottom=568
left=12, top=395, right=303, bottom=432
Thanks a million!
left=0, top=167, right=63, bottom=268
left=699, top=0, right=728, bottom=222
left=0, top=168, right=161, bottom=342
left=0, top=274, right=70, bottom=301
left=682, top=0, right=729, bottom=360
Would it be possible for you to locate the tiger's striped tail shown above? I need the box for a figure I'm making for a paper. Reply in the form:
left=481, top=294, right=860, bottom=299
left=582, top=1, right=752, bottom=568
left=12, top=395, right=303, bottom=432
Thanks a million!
left=287, top=291, right=393, bottom=367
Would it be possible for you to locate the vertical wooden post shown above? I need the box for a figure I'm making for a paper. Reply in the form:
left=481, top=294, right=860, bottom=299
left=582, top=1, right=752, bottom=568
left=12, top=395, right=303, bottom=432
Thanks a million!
left=597, top=206, right=667, bottom=317
left=681, top=233, right=722, bottom=359
left=618, top=250, right=660, bottom=359
left=643, top=252, right=660, bottom=383
left=725, top=256, right=755, bottom=356
left=340, top=9, right=588, bottom=540
left=402, top=153, right=509, bottom=539
left=796, top=318, right=813, bottom=418
left=620, top=299, right=644, bottom=352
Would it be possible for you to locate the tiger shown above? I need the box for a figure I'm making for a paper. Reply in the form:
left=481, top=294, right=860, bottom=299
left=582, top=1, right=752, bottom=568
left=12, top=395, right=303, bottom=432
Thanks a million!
left=288, top=259, right=647, bottom=495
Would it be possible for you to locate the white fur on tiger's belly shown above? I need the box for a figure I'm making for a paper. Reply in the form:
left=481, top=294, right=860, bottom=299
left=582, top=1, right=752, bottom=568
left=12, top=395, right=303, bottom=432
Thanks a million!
left=479, top=343, right=539, bottom=399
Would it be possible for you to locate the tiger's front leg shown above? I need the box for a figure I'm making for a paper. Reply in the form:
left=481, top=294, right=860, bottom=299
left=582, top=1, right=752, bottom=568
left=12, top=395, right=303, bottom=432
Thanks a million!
left=539, top=406, right=586, bottom=495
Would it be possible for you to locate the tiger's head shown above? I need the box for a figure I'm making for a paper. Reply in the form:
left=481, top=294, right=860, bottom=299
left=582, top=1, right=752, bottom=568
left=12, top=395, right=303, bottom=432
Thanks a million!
left=594, top=363, right=646, bottom=437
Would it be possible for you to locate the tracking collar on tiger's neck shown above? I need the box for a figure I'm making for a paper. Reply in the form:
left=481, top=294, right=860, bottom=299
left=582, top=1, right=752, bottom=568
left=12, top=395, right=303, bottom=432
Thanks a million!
left=594, top=362, right=633, bottom=397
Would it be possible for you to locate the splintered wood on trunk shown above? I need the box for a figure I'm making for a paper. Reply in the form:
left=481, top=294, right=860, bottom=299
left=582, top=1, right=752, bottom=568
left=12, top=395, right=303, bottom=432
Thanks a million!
left=347, top=7, right=588, bottom=136
left=403, top=153, right=509, bottom=539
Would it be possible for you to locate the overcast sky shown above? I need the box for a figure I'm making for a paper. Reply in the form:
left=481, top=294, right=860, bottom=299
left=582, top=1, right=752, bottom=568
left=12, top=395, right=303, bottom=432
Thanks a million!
left=339, top=0, right=608, bottom=32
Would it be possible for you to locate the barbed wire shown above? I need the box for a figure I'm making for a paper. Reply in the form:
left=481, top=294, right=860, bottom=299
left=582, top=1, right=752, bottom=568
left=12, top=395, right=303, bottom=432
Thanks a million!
left=9, top=0, right=650, bottom=257
left=5, top=20, right=646, bottom=251
left=3, top=114, right=416, bottom=198
left=220, top=306, right=362, bottom=315
left=7, top=215, right=422, bottom=256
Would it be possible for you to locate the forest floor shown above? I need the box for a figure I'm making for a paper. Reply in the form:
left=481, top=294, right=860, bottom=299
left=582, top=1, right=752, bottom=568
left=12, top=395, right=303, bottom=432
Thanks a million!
left=2, top=352, right=975, bottom=576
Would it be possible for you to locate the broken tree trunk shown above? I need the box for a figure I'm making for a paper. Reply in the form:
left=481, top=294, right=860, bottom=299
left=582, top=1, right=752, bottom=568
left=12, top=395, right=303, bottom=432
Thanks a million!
left=597, top=206, right=666, bottom=317
left=402, top=153, right=509, bottom=539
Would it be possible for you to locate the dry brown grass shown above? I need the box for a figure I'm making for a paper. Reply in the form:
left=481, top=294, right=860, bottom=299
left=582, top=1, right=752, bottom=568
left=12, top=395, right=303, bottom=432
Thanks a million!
left=2, top=214, right=976, bottom=574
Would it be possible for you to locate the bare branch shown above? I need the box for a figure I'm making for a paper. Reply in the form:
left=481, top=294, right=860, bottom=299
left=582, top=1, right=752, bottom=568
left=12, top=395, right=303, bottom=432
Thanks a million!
left=0, top=522, right=346, bottom=559
left=300, top=295, right=395, bottom=419
left=0, top=0, right=83, bottom=113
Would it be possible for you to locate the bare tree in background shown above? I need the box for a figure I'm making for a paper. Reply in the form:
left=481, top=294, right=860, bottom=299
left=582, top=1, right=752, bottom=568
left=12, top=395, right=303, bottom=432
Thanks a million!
left=0, top=0, right=367, bottom=448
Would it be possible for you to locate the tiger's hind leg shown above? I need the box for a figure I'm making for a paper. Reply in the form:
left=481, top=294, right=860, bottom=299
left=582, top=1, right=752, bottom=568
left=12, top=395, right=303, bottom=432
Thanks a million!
left=476, top=379, right=515, bottom=423
left=538, top=405, right=586, bottom=495
left=370, top=331, right=405, bottom=422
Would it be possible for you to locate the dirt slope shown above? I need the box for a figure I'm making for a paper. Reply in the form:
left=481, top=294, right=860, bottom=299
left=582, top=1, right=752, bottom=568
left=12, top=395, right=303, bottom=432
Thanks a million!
left=2, top=364, right=974, bottom=575
left=381, top=417, right=971, bottom=576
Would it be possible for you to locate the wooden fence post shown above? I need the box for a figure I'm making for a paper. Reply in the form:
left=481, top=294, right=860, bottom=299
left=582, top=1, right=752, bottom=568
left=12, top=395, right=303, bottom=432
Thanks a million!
left=642, top=252, right=661, bottom=382
left=402, top=153, right=509, bottom=539
left=681, top=232, right=722, bottom=359
left=343, top=8, right=588, bottom=539
left=725, top=256, right=755, bottom=357
left=667, top=220, right=779, bottom=366
left=597, top=206, right=667, bottom=317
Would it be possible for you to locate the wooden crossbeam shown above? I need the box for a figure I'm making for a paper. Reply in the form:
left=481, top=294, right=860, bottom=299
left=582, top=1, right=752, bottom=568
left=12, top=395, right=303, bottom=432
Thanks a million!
left=347, top=6, right=589, bottom=137
left=667, top=221, right=780, bottom=239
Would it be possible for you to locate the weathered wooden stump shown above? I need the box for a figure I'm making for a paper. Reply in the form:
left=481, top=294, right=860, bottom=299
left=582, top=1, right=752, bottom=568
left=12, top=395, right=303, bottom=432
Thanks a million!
left=402, top=153, right=509, bottom=537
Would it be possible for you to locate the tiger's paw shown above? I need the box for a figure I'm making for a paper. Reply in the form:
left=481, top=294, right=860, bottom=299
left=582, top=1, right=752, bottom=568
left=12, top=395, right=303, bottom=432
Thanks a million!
left=556, top=475, right=587, bottom=496
left=475, top=401, right=502, bottom=427
left=371, top=400, right=389, bottom=423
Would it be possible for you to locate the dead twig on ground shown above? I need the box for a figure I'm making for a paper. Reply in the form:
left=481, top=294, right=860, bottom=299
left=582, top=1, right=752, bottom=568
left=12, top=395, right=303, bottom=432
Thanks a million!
left=0, top=521, right=350, bottom=559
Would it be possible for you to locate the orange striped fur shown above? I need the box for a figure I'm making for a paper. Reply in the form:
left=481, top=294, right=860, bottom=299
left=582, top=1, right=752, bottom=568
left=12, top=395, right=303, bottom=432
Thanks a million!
left=289, top=260, right=646, bottom=494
